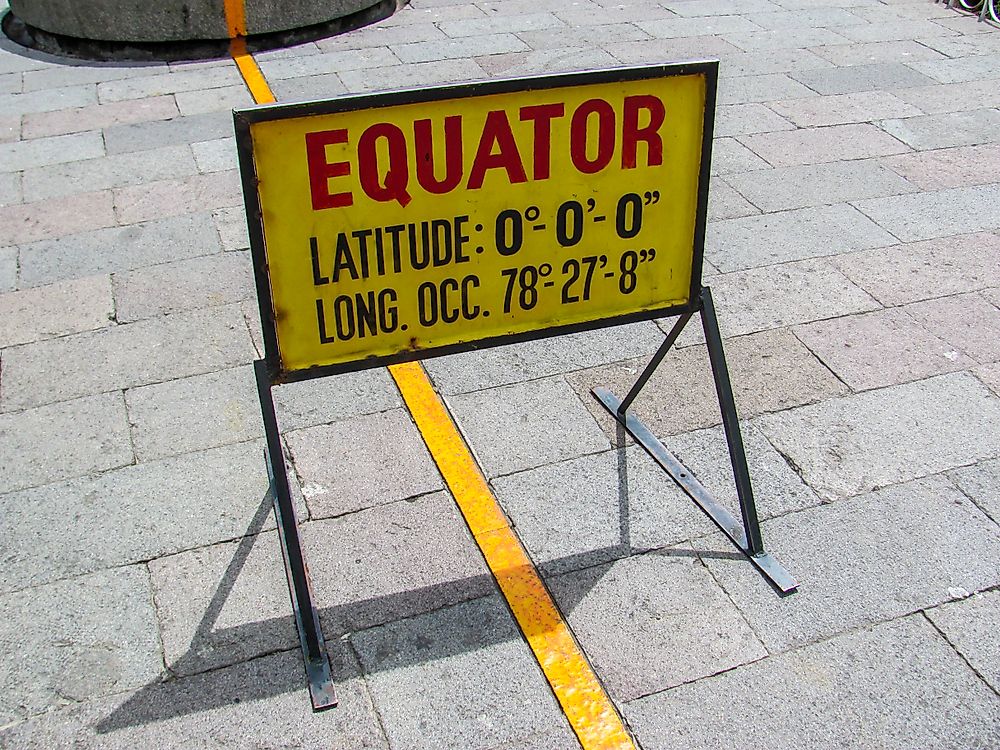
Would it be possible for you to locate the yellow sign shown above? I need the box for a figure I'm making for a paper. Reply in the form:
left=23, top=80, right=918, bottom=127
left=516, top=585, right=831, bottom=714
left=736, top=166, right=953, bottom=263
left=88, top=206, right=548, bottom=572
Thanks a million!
left=236, top=64, right=715, bottom=376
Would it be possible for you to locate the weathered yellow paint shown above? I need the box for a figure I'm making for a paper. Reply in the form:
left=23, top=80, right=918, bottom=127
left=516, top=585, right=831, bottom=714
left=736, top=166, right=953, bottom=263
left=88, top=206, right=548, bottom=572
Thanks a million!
left=390, top=362, right=635, bottom=750
left=246, top=74, right=707, bottom=375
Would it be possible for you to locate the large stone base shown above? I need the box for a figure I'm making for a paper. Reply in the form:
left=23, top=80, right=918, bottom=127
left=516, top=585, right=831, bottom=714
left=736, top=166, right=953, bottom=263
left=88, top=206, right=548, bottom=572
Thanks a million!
left=8, top=0, right=390, bottom=43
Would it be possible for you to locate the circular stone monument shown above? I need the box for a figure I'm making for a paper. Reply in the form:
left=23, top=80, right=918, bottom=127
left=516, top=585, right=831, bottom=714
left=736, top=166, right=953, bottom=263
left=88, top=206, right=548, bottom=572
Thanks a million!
left=7, top=0, right=395, bottom=43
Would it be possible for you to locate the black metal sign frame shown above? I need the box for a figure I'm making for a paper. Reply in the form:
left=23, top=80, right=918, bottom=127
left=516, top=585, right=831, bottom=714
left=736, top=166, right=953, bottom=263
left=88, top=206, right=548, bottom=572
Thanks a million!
left=234, top=62, right=796, bottom=714
left=235, top=61, right=717, bottom=384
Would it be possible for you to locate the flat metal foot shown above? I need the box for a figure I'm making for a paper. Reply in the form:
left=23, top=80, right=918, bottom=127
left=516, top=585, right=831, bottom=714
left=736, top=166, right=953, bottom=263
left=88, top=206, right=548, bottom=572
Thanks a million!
left=593, top=387, right=797, bottom=595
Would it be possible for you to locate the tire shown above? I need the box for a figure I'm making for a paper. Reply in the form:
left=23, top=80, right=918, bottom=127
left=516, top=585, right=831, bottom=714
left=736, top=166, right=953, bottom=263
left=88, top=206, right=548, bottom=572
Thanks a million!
left=954, top=0, right=983, bottom=10
left=988, top=0, right=1000, bottom=23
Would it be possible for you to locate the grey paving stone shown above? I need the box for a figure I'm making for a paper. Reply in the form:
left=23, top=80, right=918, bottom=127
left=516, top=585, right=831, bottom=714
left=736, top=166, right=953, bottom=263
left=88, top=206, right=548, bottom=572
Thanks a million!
left=272, top=368, right=403, bottom=431
left=18, top=64, right=152, bottom=91
left=0, top=274, right=112, bottom=346
left=927, top=590, right=1000, bottom=694
left=20, top=95, right=179, bottom=139
left=0, top=646, right=388, bottom=749
left=486, top=728, right=580, bottom=750
left=626, top=615, right=1000, bottom=749
left=745, top=7, right=864, bottom=28
left=0, top=130, right=104, bottom=172
left=316, top=21, right=449, bottom=50
left=269, top=72, right=348, bottom=102
left=811, top=39, right=945, bottom=66
left=17, top=212, right=223, bottom=287
left=0, top=566, right=161, bottom=725
left=174, top=84, right=254, bottom=115
left=908, top=54, right=1000, bottom=85
left=699, top=476, right=1000, bottom=652
left=667, top=422, right=823, bottom=520
left=286, top=408, right=443, bottom=518
left=393, top=33, right=529, bottom=63
left=756, top=372, right=1000, bottom=500
left=113, top=251, right=254, bottom=322
left=447, top=376, right=610, bottom=477
left=880, top=109, right=1000, bottom=151
left=0, top=439, right=284, bottom=592
left=424, top=321, right=666, bottom=395
left=737, top=123, right=910, bottom=167
left=103, top=111, right=232, bottom=155
left=304, top=492, right=493, bottom=633
left=0, top=246, right=15, bottom=292
left=0, top=190, right=116, bottom=246
left=881, top=144, right=1000, bottom=190
left=475, top=47, right=619, bottom=77
left=832, top=18, right=956, bottom=42
left=0, top=169, right=19, bottom=206
left=190, top=137, right=237, bottom=173
left=604, top=35, right=742, bottom=64
left=715, top=103, right=794, bottom=137
left=708, top=178, right=760, bottom=220
left=710, top=137, right=771, bottom=175
left=352, top=595, right=570, bottom=750
left=635, top=14, right=762, bottom=39
left=0, top=72, right=20, bottom=94
left=0, top=114, right=19, bottom=144
left=114, top=170, right=241, bottom=224
left=662, top=0, right=784, bottom=17
left=211, top=204, right=250, bottom=252
left=712, top=48, right=835, bottom=77
left=726, top=27, right=850, bottom=51
left=437, top=11, right=565, bottom=37
left=794, top=307, right=973, bottom=390
left=725, top=159, right=917, bottom=212
left=0, top=392, right=132, bottom=493
left=126, top=365, right=263, bottom=461
left=20, top=144, right=197, bottom=202
left=148, top=529, right=297, bottom=677
left=0, top=85, right=96, bottom=117
left=791, top=62, right=935, bottom=94
left=707, top=203, right=896, bottom=271
left=893, top=78, right=1000, bottom=115
left=338, top=58, right=489, bottom=93
left=716, top=73, right=816, bottom=105
left=507, top=23, right=651, bottom=51
left=853, top=183, right=1000, bottom=242
left=767, top=90, right=920, bottom=127
left=680, top=258, right=881, bottom=343
left=904, top=292, right=1000, bottom=365
left=554, top=2, right=675, bottom=25
left=494, top=427, right=818, bottom=576
left=494, top=448, right=699, bottom=574
left=976, top=361, right=1000, bottom=398
left=567, top=329, right=847, bottom=440
left=550, top=552, right=765, bottom=702
left=832, top=232, right=1000, bottom=305
left=0, top=304, right=255, bottom=410
left=96, top=66, right=242, bottom=102
left=948, top=456, right=1000, bottom=527
left=258, top=47, right=399, bottom=79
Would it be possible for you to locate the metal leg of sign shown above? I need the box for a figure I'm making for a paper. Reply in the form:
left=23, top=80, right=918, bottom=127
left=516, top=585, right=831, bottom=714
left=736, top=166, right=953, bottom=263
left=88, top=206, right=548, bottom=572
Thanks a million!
left=254, top=360, right=339, bottom=711
left=592, top=287, right=797, bottom=595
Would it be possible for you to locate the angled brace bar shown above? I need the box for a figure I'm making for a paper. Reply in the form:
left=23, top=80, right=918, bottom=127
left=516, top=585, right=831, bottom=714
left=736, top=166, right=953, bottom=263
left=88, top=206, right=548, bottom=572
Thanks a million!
left=592, top=287, right=797, bottom=595
left=254, top=359, right=339, bottom=710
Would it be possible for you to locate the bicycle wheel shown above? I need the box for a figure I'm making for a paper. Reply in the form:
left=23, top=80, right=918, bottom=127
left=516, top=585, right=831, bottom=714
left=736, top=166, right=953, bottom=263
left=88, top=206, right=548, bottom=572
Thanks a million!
left=954, top=0, right=983, bottom=10
left=988, top=0, right=1000, bottom=23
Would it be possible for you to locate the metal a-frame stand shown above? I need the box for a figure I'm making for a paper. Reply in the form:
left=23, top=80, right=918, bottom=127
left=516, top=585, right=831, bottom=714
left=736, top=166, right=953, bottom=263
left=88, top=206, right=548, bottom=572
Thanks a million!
left=253, top=359, right=338, bottom=710
left=593, top=286, right=797, bottom=595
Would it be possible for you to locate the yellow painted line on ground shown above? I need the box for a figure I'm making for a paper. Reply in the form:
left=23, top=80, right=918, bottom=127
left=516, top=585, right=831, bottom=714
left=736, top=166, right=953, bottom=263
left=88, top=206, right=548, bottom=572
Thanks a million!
left=227, top=26, right=635, bottom=748
left=223, top=0, right=247, bottom=38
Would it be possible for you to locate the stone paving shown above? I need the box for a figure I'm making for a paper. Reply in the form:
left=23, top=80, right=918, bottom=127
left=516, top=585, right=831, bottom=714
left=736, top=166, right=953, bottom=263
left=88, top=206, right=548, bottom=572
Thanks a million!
left=1, top=0, right=1000, bottom=747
